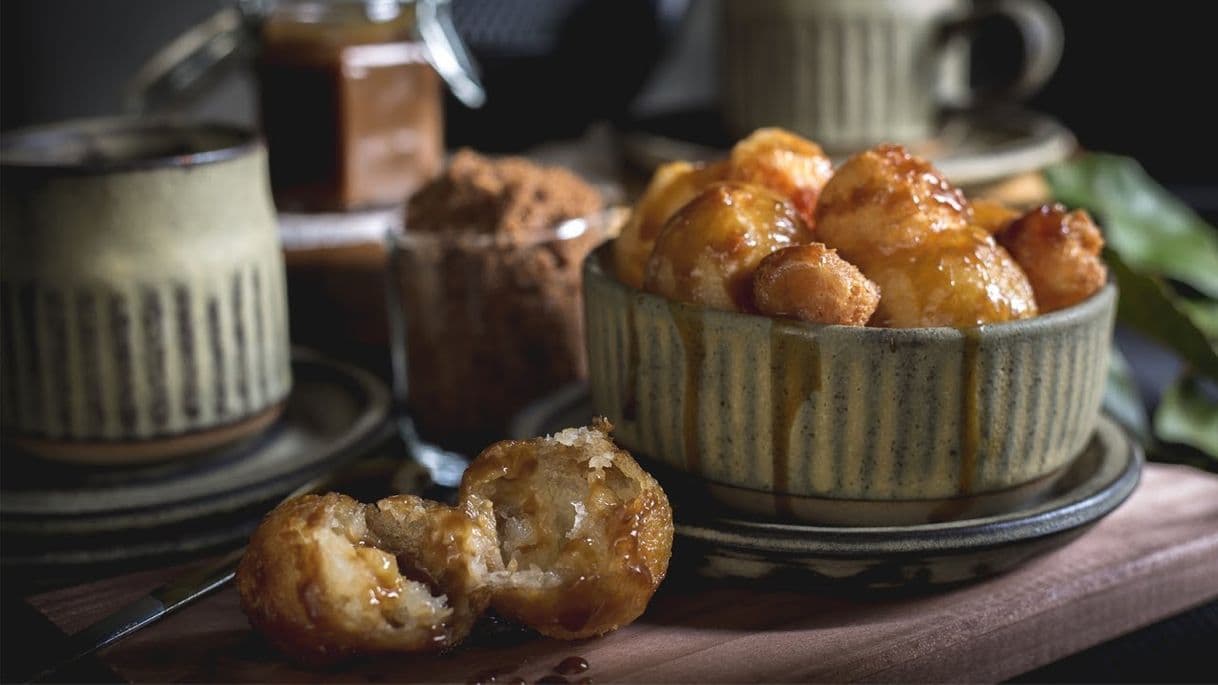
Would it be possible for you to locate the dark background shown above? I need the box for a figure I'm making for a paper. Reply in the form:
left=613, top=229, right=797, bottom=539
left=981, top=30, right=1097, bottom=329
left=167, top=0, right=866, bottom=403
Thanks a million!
left=2, top=0, right=1215, bottom=216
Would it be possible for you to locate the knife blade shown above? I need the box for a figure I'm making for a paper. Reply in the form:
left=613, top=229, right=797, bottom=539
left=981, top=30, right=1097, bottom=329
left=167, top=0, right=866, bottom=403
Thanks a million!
left=28, top=546, right=244, bottom=683
left=25, top=460, right=359, bottom=684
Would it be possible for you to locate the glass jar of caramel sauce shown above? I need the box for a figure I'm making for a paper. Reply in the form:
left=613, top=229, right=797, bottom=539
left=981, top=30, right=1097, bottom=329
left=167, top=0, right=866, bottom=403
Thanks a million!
left=128, top=0, right=484, bottom=212
left=259, top=1, right=440, bottom=211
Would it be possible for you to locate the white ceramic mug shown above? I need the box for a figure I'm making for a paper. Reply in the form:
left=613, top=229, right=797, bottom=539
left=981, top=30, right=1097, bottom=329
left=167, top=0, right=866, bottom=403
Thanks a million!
left=721, top=0, right=1063, bottom=150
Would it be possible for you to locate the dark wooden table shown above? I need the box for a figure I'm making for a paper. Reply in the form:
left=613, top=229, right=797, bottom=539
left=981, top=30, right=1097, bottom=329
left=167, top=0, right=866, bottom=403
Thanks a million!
left=15, top=462, right=1218, bottom=683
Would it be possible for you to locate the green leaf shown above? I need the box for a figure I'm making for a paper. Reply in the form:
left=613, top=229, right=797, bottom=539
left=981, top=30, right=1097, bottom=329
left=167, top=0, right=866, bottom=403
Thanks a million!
left=1177, top=299, right=1218, bottom=341
left=1103, top=345, right=1152, bottom=446
left=1105, top=250, right=1218, bottom=382
left=1045, top=154, right=1218, bottom=299
left=1154, top=374, right=1218, bottom=459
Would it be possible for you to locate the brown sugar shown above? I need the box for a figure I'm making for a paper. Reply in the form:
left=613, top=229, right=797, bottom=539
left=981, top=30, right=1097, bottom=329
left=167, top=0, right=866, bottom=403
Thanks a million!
left=393, top=150, right=606, bottom=449
left=407, top=149, right=603, bottom=242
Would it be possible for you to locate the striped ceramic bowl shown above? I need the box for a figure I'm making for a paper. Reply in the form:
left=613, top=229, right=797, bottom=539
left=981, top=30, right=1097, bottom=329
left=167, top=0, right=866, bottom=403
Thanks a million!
left=584, top=245, right=1117, bottom=524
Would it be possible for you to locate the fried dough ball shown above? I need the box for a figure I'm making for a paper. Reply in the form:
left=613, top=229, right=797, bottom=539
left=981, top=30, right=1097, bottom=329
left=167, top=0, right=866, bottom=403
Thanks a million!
left=752, top=244, right=880, bottom=325
left=236, top=493, right=499, bottom=664
left=861, top=228, right=1038, bottom=327
left=614, top=129, right=832, bottom=289
left=644, top=182, right=813, bottom=311
left=972, top=198, right=1021, bottom=235
left=997, top=204, right=1108, bottom=312
left=728, top=127, right=834, bottom=229
left=809, top=145, right=1036, bottom=326
left=459, top=419, right=673, bottom=640
left=816, top=143, right=972, bottom=260
left=612, top=160, right=729, bottom=289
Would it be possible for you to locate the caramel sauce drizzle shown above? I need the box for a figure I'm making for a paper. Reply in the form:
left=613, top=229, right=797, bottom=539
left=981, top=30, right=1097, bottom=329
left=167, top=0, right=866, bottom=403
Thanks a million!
left=621, top=303, right=638, bottom=422
left=958, top=328, right=982, bottom=494
left=669, top=302, right=704, bottom=474
left=769, top=323, right=820, bottom=519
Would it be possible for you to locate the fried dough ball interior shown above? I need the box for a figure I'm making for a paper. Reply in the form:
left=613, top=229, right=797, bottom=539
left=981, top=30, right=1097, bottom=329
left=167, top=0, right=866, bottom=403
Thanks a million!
left=365, top=494, right=503, bottom=647
left=236, top=493, right=499, bottom=664
left=753, top=244, right=880, bottom=326
left=460, top=419, right=674, bottom=639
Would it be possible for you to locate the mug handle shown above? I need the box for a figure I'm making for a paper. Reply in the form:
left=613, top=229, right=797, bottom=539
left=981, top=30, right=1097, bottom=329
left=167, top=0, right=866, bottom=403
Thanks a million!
left=938, top=0, right=1064, bottom=108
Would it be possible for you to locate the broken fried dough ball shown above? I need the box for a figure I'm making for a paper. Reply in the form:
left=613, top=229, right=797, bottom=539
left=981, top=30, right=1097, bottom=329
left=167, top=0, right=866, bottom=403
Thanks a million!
left=644, top=181, right=813, bottom=311
left=235, top=493, right=499, bottom=664
left=997, top=203, right=1108, bottom=312
left=459, top=419, right=674, bottom=640
left=862, top=227, right=1039, bottom=327
left=728, top=127, right=834, bottom=230
left=816, top=143, right=973, bottom=261
left=752, top=244, right=880, bottom=326
left=612, top=160, right=729, bottom=289
left=237, top=423, right=674, bottom=657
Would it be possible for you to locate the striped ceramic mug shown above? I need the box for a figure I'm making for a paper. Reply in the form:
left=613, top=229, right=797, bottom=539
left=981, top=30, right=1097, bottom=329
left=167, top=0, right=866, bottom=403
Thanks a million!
left=721, top=0, right=1063, bottom=151
left=1, top=119, right=292, bottom=464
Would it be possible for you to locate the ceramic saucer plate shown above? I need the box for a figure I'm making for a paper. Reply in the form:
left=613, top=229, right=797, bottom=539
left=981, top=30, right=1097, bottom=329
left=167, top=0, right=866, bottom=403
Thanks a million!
left=618, top=107, right=1076, bottom=190
left=511, top=385, right=1142, bottom=589
left=1, top=349, right=393, bottom=569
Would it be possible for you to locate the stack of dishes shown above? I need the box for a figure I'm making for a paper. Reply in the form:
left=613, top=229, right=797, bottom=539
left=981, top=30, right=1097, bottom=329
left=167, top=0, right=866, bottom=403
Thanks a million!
left=0, top=120, right=396, bottom=580
left=1, top=353, right=392, bottom=577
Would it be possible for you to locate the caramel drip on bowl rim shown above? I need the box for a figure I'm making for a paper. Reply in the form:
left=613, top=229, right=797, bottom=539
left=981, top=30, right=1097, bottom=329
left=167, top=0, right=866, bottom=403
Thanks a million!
left=958, top=327, right=982, bottom=494
left=668, top=302, right=704, bottom=474
left=769, top=321, right=821, bottom=519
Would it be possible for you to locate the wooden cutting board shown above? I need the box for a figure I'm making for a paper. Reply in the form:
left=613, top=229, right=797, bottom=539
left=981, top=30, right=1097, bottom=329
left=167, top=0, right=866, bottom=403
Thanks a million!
left=27, top=463, right=1218, bottom=683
